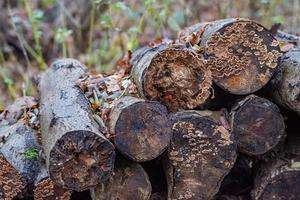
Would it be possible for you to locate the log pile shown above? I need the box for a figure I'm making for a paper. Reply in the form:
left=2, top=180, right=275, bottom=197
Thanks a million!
left=0, top=18, right=300, bottom=200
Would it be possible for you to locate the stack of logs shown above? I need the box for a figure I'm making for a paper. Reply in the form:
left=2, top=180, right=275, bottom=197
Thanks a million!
left=0, top=18, right=300, bottom=200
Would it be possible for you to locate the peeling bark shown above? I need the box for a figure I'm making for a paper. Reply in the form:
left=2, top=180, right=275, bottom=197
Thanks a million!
left=179, top=18, right=281, bottom=95
left=230, top=95, right=286, bottom=156
left=271, top=48, right=300, bottom=115
left=38, top=59, right=115, bottom=191
left=109, top=96, right=171, bottom=162
left=131, top=44, right=212, bottom=110
left=252, top=158, right=300, bottom=200
left=165, top=110, right=236, bottom=200
left=91, top=158, right=152, bottom=200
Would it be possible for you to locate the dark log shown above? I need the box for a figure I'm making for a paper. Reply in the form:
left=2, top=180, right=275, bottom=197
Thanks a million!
left=38, top=59, right=115, bottom=191
left=230, top=95, right=286, bottom=156
left=131, top=44, right=212, bottom=110
left=216, top=195, right=251, bottom=200
left=179, top=18, right=282, bottom=95
left=218, top=157, right=253, bottom=196
left=109, top=96, right=171, bottom=162
left=91, top=158, right=152, bottom=200
left=34, top=164, right=71, bottom=200
left=252, top=158, right=300, bottom=200
left=270, top=48, right=300, bottom=115
left=0, top=121, right=41, bottom=199
left=165, top=110, right=236, bottom=200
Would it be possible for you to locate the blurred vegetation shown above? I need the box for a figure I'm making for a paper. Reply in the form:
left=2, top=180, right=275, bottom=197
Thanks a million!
left=0, top=0, right=299, bottom=108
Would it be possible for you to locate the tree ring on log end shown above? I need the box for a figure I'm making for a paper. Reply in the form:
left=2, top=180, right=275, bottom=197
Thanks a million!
left=49, top=130, right=115, bottom=191
left=231, top=95, right=285, bottom=156
left=34, top=177, right=71, bottom=200
left=0, top=154, right=25, bottom=199
left=114, top=101, right=171, bottom=162
left=257, top=171, right=300, bottom=200
left=252, top=159, right=300, bottom=200
left=143, top=47, right=212, bottom=110
left=205, top=19, right=281, bottom=94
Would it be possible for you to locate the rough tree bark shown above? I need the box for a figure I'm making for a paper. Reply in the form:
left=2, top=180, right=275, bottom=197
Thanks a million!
left=0, top=121, right=41, bottom=199
left=252, top=158, right=300, bottom=200
left=38, top=59, right=115, bottom=191
left=271, top=48, right=300, bottom=115
left=131, top=44, right=212, bottom=110
left=91, top=157, right=152, bottom=200
left=230, top=95, right=286, bottom=156
left=164, top=110, right=236, bottom=200
left=179, top=18, right=282, bottom=95
left=109, top=96, right=171, bottom=162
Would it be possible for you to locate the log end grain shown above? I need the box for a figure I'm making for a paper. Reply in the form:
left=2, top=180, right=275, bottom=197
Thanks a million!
left=167, top=111, right=237, bottom=199
left=92, top=159, right=152, bottom=200
left=132, top=45, right=212, bottom=110
left=231, top=95, right=286, bottom=156
left=49, top=130, right=115, bottom=191
left=0, top=153, right=25, bottom=199
left=34, top=177, right=71, bottom=200
left=252, top=159, right=300, bottom=200
left=203, top=19, right=281, bottom=95
left=110, top=96, right=171, bottom=162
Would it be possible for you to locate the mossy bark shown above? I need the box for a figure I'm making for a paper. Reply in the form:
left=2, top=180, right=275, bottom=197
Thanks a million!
left=0, top=121, right=41, bottom=199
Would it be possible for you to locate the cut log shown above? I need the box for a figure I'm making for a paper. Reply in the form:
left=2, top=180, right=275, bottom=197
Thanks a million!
left=218, top=157, right=253, bottom=196
left=0, top=153, right=25, bottom=200
left=34, top=164, right=71, bottom=200
left=271, top=48, right=300, bottom=115
left=179, top=18, right=282, bottom=95
left=38, top=59, right=115, bottom=191
left=165, top=110, right=236, bottom=200
left=0, top=121, right=41, bottom=199
left=216, top=195, right=251, bottom=200
left=91, top=158, right=152, bottom=200
left=230, top=95, right=286, bottom=156
left=131, top=44, right=212, bottom=110
left=252, top=158, right=300, bottom=200
left=109, top=96, right=171, bottom=162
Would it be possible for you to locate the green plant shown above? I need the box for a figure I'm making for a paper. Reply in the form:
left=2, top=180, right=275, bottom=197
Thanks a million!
left=21, top=147, right=39, bottom=160
left=23, top=0, right=47, bottom=70
left=55, top=28, right=73, bottom=58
